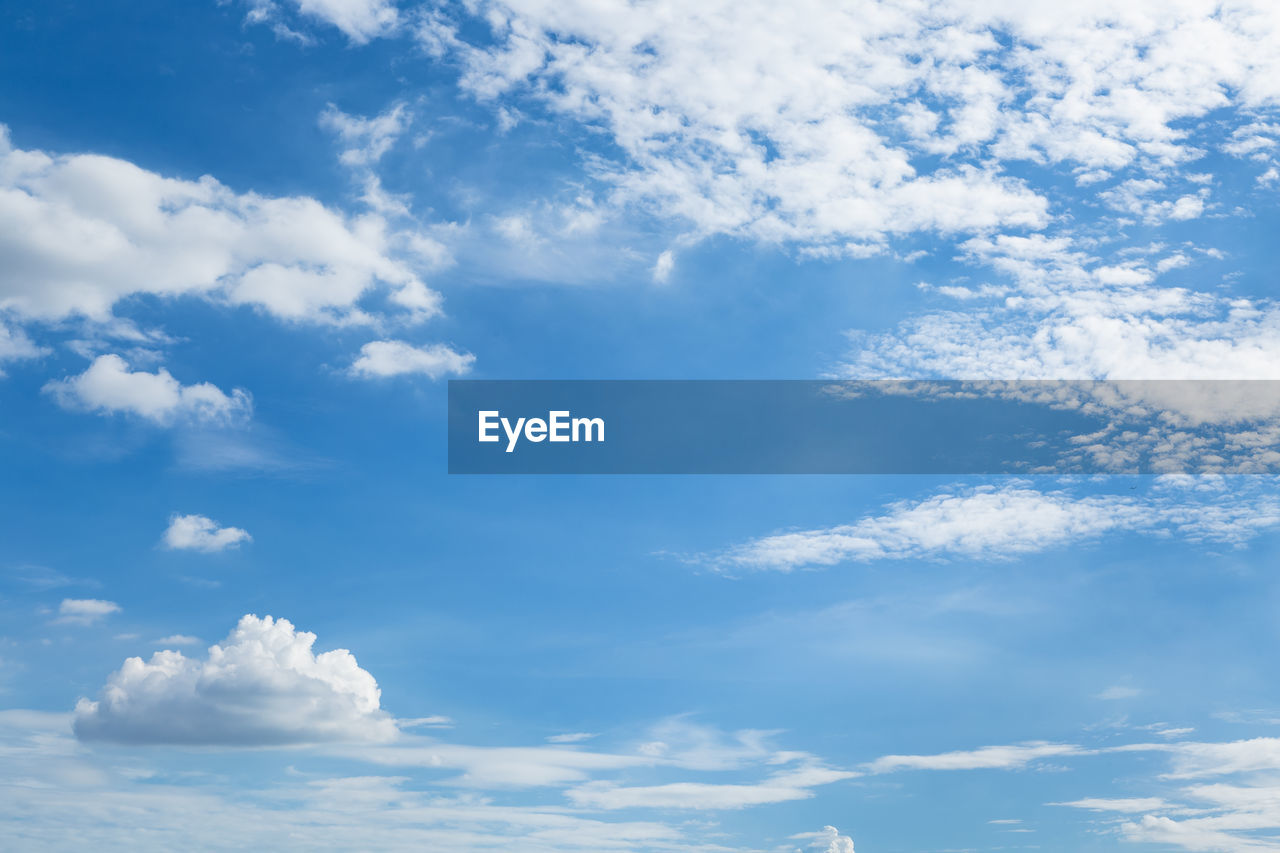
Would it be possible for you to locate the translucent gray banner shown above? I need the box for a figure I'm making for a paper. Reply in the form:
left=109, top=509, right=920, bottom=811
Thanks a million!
left=447, top=380, right=1280, bottom=474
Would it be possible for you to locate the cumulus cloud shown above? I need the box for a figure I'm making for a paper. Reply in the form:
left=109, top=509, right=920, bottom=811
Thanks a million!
left=43, top=355, right=251, bottom=425
left=349, top=340, right=475, bottom=379
left=74, top=614, right=398, bottom=745
left=161, top=514, right=252, bottom=552
left=55, top=598, right=121, bottom=626
left=0, top=124, right=440, bottom=327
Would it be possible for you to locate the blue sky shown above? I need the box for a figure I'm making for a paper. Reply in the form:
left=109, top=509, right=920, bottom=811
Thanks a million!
left=4, top=1, right=1280, bottom=851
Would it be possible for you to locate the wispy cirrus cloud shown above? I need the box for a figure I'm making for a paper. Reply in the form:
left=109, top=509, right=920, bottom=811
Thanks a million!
left=690, top=479, right=1280, bottom=573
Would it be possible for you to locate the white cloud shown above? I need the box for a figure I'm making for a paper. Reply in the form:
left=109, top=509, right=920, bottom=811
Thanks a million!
left=566, top=764, right=855, bottom=810
left=1097, top=686, right=1143, bottom=701
left=44, top=354, right=251, bottom=425
left=0, top=124, right=440, bottom=327
left=698, top=480, right=1280, bottom=572
left=840, top=234, right=1280, bottom=386
left=245, top=0, right=399, bottom=43
left=866, top=741, right=1087, bottom=774
left=794, top=826, right=856, bottom=853
left=55, top=599, right=121, bottom=626
left=0, top=319, right=43, bottom=373
left=429, top=0, right=1280, bottom=251
left=154, top=635, right=202, bottom=647
left=321, top=102, right=409, bottom=167
left=74, top=614, right=398, bottom=745
left=651, top=250, right=675, bottom=284
left=161, top=513, right=252, bottom=553
left=0, top=712, right=706, bottom=852
left=548, top=732, right=597, bottom=744
left=349, top=340, right=475, bottom=379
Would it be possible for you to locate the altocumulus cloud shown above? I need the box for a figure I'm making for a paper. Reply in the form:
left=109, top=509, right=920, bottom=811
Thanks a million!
left=74, top=614, right=398, bottom=745
left=161, top=513, right=252, bottom=553
left=44, top=354, right=251, bottom=426
left=424, top=0, right=1280, bottom=252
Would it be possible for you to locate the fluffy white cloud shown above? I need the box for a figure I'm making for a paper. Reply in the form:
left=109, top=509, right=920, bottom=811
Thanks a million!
left=349, top=340, right=475, bottom=379
left=0, top=124, right=439, bottom=326
left=43, top=355, right=251, bottom=425
left=55, top=599, right=121, bottom=626
left=161, top=514, right=252, bottom=552
left=429, top=0, right=1280, bottom=251
left=74, top=614, right=397, bottom=745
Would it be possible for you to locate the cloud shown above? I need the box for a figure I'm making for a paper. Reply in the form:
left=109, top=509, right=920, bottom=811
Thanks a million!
left=841, top=235, right=1280, bottom=383
left=349, top=340, right=475, bottom=379
left=43, top=355, right=251, bottom=425
left=0, top=124, right=440, bottom=327
left=651, top=250, right=675, bottom=284
left=548, top=732, right=597, bottom=744
left=321, top=102, right=409, bottom=167
left=430, top=0, right=1280, bottom=252
left=794, top=826, right=856, bottom=853
left=161, top=513, right=252, bottom=553
left=153, top=635, right=202, bottom=647
left=0, top=319, right=43, bottom=373
left=74, top=614, right=398, bottom=745
left=244, top=0, right=399, bottom=43
left=1097, top=686, right=1143, bottom=701
left=55, top=598, right=121, bottom=626
left=866, top=741, right=1087, bottom=774
left=566, top=764, right=855, bottom=810
left=0, top=712, right=705, bottom=852
left=696, top=479, right=1280, bottom=572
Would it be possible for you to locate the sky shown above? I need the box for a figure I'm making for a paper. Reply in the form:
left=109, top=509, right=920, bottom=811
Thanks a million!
left=3, top=0, right=1280, bottom=850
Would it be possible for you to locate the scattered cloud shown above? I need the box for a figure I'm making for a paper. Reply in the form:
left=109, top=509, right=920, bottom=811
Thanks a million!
left=161, top=513, right=252, bottom=553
